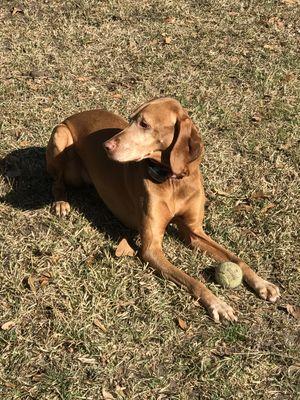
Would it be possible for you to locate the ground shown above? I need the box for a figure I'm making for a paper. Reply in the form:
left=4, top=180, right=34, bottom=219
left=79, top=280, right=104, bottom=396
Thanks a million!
left=0, top=1, right=299, bottom=399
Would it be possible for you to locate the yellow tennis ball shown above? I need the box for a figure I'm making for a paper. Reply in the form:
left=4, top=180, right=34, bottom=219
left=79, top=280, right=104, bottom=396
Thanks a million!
left=215, top=262, right=243, bottom=288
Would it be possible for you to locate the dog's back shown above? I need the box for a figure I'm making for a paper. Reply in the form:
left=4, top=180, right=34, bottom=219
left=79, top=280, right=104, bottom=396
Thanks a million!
left=46, top=109, right=143, bottom=227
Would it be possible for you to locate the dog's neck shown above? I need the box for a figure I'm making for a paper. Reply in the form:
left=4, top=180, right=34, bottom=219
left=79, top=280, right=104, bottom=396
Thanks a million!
left=146, top=159, right=184, bottom=183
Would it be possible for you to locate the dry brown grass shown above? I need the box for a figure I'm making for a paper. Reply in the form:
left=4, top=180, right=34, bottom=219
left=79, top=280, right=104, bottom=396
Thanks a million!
left=0, top=1, right=299, bottom=399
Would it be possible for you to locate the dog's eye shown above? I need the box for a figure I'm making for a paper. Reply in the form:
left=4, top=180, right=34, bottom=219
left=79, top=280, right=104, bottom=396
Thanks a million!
left=140, top=120, right=149, bottom=129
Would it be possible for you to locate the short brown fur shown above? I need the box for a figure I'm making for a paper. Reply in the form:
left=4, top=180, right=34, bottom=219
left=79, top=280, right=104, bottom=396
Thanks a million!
left=46, top=98, right=280, bottom=322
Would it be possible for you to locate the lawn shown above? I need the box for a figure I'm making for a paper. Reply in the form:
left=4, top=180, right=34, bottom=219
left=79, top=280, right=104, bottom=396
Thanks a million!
left=0, top=1, right=299, bottom=399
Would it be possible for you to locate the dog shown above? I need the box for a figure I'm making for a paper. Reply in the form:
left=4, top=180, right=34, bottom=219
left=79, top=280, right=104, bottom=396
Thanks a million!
left=46, top=97, right=280, bottom=322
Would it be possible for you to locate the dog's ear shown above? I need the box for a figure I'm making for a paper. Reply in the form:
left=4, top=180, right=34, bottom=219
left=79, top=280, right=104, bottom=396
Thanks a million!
left=169, top=116, right=204, bottom=176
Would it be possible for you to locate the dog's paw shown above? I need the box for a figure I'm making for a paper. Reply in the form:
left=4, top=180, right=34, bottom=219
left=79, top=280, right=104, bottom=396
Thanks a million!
left=255, top=279, right=280, bottom=302
left=52, top=201, right=70, bottom=217
left=207, top=298, right=238, bottom=323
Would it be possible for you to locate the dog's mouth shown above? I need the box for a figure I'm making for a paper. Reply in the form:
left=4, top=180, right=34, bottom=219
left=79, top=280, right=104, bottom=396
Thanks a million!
left=134, top=150, right=157, bottom=162
left=132, top=149, right=161, bottom=162
left=105, top=147, right=162, bottom=164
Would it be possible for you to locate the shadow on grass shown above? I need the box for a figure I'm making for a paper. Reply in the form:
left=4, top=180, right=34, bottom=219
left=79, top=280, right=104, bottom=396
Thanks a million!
left=1, top=147, right=221, bottom=278
left=1, top=147, right=225, bottom=286
left=0, top=146, right=138, bottom=250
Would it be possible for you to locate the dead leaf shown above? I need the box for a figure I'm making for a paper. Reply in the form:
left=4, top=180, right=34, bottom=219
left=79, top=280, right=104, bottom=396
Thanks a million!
left=115, top=238, right=135, bottom=257
left=288, top=364, right=300, bottom=377
left=112, top=93, right=122, bottom=99
left=1, top=321, right=15, bottom=330
left=281, top=0, right=299, bottom=5
left=164, top=37, right=172, bottom=44
left=43, top=107, right=52, bottom=112
left=212, top=345, right=233, bottom=357
left=115, top=385, right=126, bottom=397
left=261, top=203, right=275, bottom=213
left=164, top=17, right=176, bottom=24
left=102, top=387, right=114, bottom=400
left=241, top=228, right=258, bottom=237
left=31, top=373, right=44, bottom=382
left=286, top=304, right=300, bottom=320
left=117, top=300, right=134, bottom=307
left=263, top=43, right=279, bottom=51
left=76, top=76, right=91, bottom=82
left=268, top=17, right=284, bottom=30
left=27, top=275, right=36, bottom=292
left=115, top=385, right=126, bottom=398
left=78, top=357, right=96, bottom=364
left=41, top=271, right=52, bottom=278
left=177, top=317, right=188, bottom=331
left=85, top=255, right=96, bottom=267
left=4, top=382, right=16, bottom=388
left=38, top=273, right=51, bottom=287
left=227, top=294, right=241, bottom=301
left=11, top=7, right=23, bottom=16
left=29, top=69, right=43, bottom=80
left=250, top=190, right=269, bottom=200
left=214, top=188, right=232, bottom=197
left=234, top=203, right=252, bottom=213
left=279, top=139, right=293, bottom=150
left=19, top=140, right=29, bottom=147
left=251, top=113, right=262, bottom=122
left=39, top=278, right=48, bottom=287
left=93, top=318, right=107, bottom=333
left=283, top=73, right=295, bottom=83
left=50, top=254, right=61, bottom=264
left=275, top=20, right=284, bottom=30
left=275, top=156, right=285, bottom=168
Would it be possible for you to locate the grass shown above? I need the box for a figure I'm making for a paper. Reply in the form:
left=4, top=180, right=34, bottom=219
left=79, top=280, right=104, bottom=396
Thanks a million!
left=0, top=0, right=299, bottom=399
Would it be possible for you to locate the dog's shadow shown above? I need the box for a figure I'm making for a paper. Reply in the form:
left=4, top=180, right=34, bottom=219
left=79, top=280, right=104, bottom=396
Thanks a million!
left=1, top=147, right=219, bottom=286
left=0, top=146, right=136, bottom=249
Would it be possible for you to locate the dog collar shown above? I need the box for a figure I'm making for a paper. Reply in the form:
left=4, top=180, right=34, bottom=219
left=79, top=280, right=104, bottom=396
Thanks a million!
left=147, top=160, right=176, bottom=183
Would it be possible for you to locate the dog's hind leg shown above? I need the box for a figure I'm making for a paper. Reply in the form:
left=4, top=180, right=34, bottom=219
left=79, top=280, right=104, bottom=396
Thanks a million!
left=46, top=123, right=83, bottom=217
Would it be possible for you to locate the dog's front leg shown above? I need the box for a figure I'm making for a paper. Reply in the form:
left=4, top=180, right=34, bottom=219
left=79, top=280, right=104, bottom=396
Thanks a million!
left=184, top=228, right=280, bottom=302
left=139, top=208, right=237, bottom=323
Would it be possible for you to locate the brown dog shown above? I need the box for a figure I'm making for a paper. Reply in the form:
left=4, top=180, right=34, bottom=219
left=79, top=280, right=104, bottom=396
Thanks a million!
left=46, top=97, right=280, bottom=322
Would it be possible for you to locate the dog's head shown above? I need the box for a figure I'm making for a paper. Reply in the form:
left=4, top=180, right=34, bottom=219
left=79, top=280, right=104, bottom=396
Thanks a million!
left=103, top=97, right=204, bottom=177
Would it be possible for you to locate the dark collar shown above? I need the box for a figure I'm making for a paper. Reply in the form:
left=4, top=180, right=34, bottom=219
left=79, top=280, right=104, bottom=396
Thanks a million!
left=147, top=160, right=175, bottom=183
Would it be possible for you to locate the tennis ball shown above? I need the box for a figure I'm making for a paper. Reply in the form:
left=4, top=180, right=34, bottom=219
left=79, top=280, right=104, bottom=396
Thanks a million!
left=215, top=262, right=243, bottom=288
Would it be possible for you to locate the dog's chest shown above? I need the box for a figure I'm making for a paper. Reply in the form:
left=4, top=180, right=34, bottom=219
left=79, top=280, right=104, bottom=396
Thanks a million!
left=172, top=177, right=202, bottom=213
left=144, top=174, right=202, bottom=218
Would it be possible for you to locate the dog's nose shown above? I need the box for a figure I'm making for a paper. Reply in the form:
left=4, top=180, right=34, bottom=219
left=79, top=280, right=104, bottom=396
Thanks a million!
left=103, top=140, right=117, bottom=152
